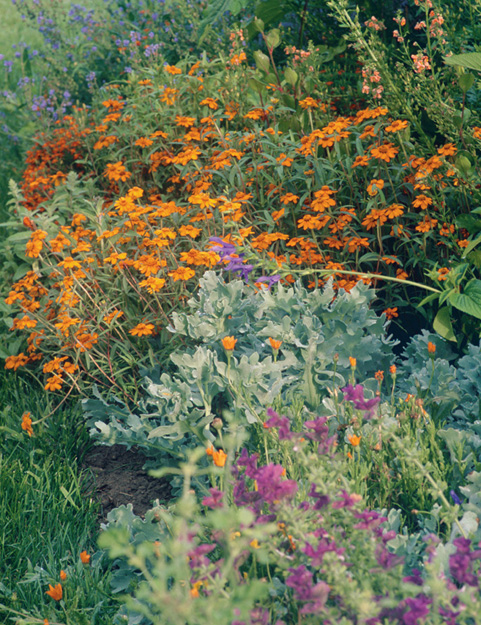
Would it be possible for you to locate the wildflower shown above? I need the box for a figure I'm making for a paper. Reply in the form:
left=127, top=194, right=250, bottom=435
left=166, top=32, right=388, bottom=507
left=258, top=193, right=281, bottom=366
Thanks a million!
left=103, top=161, right=131, bottom=182
left=60, top=570, right=67, bottom=581
left=206, top=446, right=227, bottom=467
left=202, top=487, right=224, bottom=509
left=348, top=434, right=361, bottom=446
left=299, top=97, right=319, bottom=109
left=412, top=194, right=433, bottom=210
left=45, top=375, right=63, bottom=392
left=367, top=179, right=384, bottom=196
left=437, top=267, right=450, bottom=281
left=375, top=370, right=384, bottom=382
left=45, top=583, right=63, bottom=601
left=370, top=142, right=399, bottom=162
left=5, top=353, right=29, bottom=371
left=21, top=412, right=33, bottom=437
left=383, top=307, right=398, bottom=319
left=349, top=357, right=356, bottom=368
left=222, top=336, right=237, bottom=351
left=269, top=337, right=282, bottom=350
left=165, top=64, right=182, bottom=75
left=168, top=266, right=195, bottom=281
left=343, top=384, right=380, bottom=419
left=390, top=365, right=397, bottom=375
left=427, top=341, right=436, bottom=354
left=80, top=551, right=90, bottom=564
left=129, top=322, right=155, bottom=337
left=385, top=119, right=408, bottom=133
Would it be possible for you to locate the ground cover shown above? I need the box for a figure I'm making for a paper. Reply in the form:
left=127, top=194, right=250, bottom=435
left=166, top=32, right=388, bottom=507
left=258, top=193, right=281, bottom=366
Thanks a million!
left=2, top=0, right=481, bottom=623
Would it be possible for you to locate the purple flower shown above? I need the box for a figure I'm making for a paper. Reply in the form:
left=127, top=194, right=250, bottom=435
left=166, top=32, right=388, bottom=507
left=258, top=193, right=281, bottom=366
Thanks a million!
left=187, top=543, right=215, bottom=569
left=264, top=408, right=294, bottom=440
left=202, top=487, right=224, bottom=509
left=254, top=464, right=298, bottom=505
left=331, top=489, right=362, bottom=509
left=450, top=490, right=462, bottom=505
left=256, top=275, right=280, bottom=289
left=302, top=538, right=343, bottom=566
left=308, top=484, right=330, bottom=510
left=304, top=417, right=336, bottom=454
left=403, top=568, right=424, bottom=586
left=353, top=510, right=387, bottom=531
left=342, top=384, right=380, bottom=419
left=286, top=565, right=330, bottom=613
left=449, top=537, right=481, bottom=587
left=402, top=594, right=431, bottom=625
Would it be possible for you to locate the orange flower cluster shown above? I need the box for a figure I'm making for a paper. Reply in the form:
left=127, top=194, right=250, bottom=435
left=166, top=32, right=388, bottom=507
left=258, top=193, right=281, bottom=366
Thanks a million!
left=4, top=59, right=475, bottom=394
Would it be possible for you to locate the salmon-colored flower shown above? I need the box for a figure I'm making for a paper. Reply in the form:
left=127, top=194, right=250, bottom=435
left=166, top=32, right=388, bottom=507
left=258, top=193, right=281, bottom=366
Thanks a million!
left=222, top=336, right=237, bottom=351
left=45, top=583, right=63, bottom=601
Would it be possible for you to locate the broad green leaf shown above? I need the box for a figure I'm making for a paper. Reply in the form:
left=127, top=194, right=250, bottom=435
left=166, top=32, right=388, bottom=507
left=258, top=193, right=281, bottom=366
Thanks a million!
left=449, top=279, right=481, bottom=320
left=444, top=52, right=481, bottom=72
left=433, top=306, right=456, bottom=342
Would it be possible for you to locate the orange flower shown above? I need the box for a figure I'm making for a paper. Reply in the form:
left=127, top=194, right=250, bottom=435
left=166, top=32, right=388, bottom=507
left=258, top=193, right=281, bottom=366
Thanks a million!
left=299, top=97, right=319, bottom=109
left=45, top=375, right=63, bottom=392
left=369, top=142, right=398, bottom=162
left=412, top=194, right=432, bottom=210
left=212, top=449, right=227, bottom=467
left=80, top=551, right=91, bottom=564
left=437, top=267, right=450, bottom=281
left=129, top=322, right=155, bottom=337
left=168, top=266, right=196, bottom=281
left=367, top=179, right=384, bottom=196
left=390, top=365, right=397, bottom=375
left=222, top=336, right=237, bottom=351
left=21, top=412, right=33, bottom=437
left=5, top=353, right=29, bottom=371
left=383, top=307, right=398, bottom=319
left=165, top=65, right=182, bottom=75
left=60, top=570, right=67, bottom=581
left=45, top=583, right=63, bottom=601
left=269, top=337, right=282, bottom=350
left=428, top=341, right=436, bottom=354
left=375, top=370, right=384, bottom=382
left=385, top=119, right=408, bottom=133
left=103, top=161, right=131, bottom=182
left=349, top=357, right=356, bottom=368
left=348, top=434, right=361, bottom=446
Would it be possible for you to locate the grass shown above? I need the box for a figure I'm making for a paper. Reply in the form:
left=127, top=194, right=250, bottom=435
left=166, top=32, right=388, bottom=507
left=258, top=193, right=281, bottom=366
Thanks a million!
left=0, top=371, right=117, bottom=624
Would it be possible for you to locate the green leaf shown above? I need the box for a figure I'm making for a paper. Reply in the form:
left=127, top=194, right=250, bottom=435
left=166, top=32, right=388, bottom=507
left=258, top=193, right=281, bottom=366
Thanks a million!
left=459, top=73, right=476, bottom=92
left=444, top=53, right=481, bottom=72
left=449, top=279, right=481, bottom=320
left=433, top=306, right=456, bottom=342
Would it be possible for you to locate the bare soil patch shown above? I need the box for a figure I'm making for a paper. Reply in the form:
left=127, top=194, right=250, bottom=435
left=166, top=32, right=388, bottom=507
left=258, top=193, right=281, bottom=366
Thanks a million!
left=83, top=444, right=171, bottom=520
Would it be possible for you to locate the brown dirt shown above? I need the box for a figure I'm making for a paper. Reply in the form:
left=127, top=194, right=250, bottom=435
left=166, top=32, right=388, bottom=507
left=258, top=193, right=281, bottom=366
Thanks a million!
left=82, top=444, right=171, bottom=520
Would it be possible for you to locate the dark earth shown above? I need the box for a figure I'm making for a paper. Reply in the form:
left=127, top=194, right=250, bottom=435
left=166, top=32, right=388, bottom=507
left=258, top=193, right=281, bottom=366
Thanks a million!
left=82, top=444, right=171, bottom=520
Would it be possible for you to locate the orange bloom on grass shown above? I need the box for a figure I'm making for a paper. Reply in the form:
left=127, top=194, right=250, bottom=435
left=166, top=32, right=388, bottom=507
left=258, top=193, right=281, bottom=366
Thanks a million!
left=80, top=551, right=91, bottom=564
left=222, top=336, right=237, bottom=351
left=21, top=412, right=33, bottom=437
left=45, top=583, right=63, bottom=601
left=60, top=570, right=67, bottom=581
left=168, top=266, right=196, bottom=281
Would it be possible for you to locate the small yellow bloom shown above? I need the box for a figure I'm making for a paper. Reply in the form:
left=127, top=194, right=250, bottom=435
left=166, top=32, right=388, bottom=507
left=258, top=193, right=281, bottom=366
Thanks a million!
left=250, top=539, right=260, bottom=549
